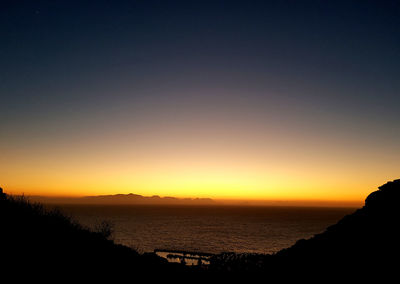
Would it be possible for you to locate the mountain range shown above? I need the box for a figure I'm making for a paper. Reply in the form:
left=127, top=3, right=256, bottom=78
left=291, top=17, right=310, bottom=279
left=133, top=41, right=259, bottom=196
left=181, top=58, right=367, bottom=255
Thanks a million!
left=28, top=193, right=215, bottom=205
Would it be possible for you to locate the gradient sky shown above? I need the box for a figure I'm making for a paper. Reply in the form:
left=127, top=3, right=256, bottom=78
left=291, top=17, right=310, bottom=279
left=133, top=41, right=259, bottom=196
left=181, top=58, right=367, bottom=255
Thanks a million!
left=1, top=0, right=399, bottom=202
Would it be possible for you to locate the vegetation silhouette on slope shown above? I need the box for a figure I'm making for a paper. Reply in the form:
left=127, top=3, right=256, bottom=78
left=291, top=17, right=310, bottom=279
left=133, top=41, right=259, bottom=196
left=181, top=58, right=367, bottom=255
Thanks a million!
left=0, top=191, right=187, bottom=279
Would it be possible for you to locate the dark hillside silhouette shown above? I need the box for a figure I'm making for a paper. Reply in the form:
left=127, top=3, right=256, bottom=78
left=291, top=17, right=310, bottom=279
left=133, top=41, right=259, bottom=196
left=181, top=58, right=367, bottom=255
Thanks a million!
left=210, top=179, right=400, bottom=279
left=273, top=179, right=400, bottom=279
left=0, top=193, right=188, bottom=280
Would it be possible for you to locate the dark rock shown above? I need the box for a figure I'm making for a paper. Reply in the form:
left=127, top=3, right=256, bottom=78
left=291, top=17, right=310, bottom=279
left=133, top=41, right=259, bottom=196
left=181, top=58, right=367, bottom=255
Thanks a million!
left=210, top=179, right=400, bottom=280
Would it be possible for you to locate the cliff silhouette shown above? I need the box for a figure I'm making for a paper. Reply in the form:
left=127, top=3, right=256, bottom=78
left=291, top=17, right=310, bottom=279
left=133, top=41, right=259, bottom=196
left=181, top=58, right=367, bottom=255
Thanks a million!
left=274, top=179, right=400, bottom=279
left=210, top=179, right=400, bottom=279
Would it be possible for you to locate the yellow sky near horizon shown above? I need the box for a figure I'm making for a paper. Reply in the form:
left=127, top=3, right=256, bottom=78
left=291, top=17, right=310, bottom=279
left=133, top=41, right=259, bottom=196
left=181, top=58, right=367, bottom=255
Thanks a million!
left=1, top=124, right=397, bottom=204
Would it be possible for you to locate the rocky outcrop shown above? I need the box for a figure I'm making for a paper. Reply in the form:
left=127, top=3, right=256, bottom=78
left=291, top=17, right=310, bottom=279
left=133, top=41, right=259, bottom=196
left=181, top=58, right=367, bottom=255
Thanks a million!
left=272, top=179, right=400, bottom=278
left=210, top=179, right=400, bottom=279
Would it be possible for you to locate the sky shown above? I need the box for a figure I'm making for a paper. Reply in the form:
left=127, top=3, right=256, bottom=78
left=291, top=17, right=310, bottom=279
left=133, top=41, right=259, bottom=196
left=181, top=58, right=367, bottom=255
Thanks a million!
left=1, top=0, right=399, bottom=203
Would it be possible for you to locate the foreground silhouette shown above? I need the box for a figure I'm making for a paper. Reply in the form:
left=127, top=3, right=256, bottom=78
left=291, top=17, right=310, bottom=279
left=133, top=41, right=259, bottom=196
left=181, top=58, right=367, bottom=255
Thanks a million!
left=1, top=180, right=399, bottom=280
left=0, top=193, right=190, bottom=280
left=209, top=179, right=400, bottom=279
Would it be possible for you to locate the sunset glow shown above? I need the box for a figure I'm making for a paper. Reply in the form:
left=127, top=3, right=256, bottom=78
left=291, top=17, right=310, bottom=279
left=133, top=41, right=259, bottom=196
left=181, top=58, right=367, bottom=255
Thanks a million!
left=1, top=1, right=399, bottom=204
left=2, top=110, right=397, bottom=203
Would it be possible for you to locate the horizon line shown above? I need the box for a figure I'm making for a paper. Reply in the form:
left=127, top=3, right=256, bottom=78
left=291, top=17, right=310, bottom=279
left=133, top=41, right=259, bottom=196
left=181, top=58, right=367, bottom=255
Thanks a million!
left=14, top=192, right=363, bottom=207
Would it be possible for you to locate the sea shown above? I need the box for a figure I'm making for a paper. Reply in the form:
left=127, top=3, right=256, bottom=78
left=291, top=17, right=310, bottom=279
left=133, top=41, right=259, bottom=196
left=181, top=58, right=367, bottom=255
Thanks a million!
left=55, top=204, right=355, bottom=256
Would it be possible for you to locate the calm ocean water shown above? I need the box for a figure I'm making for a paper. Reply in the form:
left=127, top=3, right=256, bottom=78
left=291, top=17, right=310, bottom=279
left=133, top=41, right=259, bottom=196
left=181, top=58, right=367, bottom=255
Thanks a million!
left=57, top=205, right=355, bottom=254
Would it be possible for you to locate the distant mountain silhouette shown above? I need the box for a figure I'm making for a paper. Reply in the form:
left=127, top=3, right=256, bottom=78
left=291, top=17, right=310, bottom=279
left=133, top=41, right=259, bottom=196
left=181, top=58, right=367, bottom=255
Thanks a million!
left=210, top=179, right=400, bottom=279
left=29, top=193, right=215, bottom=205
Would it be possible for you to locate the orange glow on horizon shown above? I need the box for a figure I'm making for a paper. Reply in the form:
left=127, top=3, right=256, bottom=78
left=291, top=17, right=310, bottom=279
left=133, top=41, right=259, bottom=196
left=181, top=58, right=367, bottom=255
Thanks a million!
left=2, top=151, right=395, bottom=205
left=1, top=99, right=398, bottom=205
